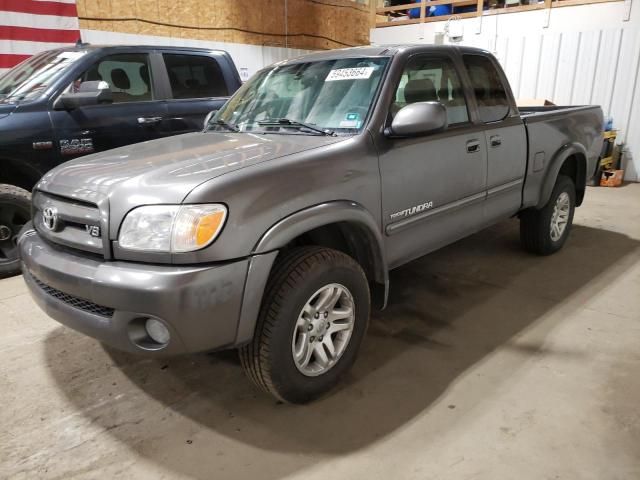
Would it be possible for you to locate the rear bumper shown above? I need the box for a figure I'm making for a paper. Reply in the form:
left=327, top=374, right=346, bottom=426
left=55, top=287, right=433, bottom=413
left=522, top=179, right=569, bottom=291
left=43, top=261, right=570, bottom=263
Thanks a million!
left=19, top=226, right=275, bottom=355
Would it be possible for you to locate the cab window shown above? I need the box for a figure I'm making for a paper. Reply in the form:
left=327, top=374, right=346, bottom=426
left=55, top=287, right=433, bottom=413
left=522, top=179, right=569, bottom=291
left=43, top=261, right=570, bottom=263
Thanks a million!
left=392, top=56, right=469, bottom=125
left=163, top=54, right=228, bottom=99
left=462, top=54, right=510, bottom=123
left=70, top=53, right=153, bottom=103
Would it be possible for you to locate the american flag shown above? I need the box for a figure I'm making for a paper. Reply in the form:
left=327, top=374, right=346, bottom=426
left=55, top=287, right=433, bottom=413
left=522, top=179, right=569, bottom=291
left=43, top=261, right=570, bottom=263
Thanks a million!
left=0, top=0, right=80, bottom=76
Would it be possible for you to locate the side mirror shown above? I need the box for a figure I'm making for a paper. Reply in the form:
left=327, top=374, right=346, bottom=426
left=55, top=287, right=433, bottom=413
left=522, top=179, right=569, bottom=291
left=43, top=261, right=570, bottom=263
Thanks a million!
left=203, top=110, right=218, bottom=130
left=54, top=80, right=113, bottom=110
left=386, top=102, right=448, bottom=138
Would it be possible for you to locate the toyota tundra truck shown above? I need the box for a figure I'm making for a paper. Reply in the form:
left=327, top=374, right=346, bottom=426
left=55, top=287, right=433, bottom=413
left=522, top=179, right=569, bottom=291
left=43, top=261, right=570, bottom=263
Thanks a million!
left=18, top=45, right=603, bottom=403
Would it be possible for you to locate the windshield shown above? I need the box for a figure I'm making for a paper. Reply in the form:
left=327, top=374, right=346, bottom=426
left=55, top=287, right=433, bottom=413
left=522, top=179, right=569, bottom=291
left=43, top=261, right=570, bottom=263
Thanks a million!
left=0, top=49, right=87, bottom=103
left=211, top=57, right=389, bottom=135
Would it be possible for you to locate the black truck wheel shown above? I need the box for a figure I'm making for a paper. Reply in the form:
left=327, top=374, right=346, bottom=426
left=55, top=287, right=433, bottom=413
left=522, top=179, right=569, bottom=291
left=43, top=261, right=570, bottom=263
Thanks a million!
left=0, top=185, right=31, bottom=278
left=239, top=246, right=370, bottom=403
left=520, top=175, right=576, bottom=256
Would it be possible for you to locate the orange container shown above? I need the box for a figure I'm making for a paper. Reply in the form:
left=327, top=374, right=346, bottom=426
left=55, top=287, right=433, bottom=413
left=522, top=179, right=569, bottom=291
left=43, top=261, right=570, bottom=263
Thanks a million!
left=600, top=170, right=624, bottom=187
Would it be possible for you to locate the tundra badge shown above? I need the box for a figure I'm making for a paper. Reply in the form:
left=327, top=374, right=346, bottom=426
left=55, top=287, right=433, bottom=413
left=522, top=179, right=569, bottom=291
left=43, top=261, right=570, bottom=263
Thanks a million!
left=390, top=201, right=434, bottom=220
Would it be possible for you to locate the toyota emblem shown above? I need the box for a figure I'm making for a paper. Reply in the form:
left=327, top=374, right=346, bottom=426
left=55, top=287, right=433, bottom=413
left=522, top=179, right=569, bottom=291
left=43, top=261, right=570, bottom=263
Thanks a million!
left=42, top=207, right=59, bottom=231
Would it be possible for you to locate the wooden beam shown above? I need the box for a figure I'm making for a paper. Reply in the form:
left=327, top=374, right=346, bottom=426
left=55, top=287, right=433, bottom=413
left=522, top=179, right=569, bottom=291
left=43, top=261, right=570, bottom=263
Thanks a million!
left=481, top=3, right=546, bottom=15
left=370, top=0, right=378, bottom=28
left=374, top=0, right=625, bottom=28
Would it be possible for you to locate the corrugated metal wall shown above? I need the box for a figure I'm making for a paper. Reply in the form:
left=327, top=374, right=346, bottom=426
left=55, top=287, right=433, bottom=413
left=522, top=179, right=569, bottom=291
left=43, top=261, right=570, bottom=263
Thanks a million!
left=371, top=2, right=640, bottom=180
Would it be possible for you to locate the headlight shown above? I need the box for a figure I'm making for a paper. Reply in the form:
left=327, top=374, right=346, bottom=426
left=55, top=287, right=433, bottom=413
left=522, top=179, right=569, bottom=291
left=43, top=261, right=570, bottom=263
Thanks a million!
left=118, top=204, right=227, bottom=252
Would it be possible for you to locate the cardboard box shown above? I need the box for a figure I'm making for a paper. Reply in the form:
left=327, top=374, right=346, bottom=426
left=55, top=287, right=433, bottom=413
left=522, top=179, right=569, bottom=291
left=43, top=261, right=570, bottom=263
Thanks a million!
left=600, top=170, right=625, bottom=187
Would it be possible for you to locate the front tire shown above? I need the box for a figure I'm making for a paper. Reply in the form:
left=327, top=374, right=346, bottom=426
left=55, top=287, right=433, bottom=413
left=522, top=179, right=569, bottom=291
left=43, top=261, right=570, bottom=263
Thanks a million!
left=520, top=175, right=576, bottom=255
left=0, top=184, right=31, bottom=278
left=239, top=247, right=370, bottom=403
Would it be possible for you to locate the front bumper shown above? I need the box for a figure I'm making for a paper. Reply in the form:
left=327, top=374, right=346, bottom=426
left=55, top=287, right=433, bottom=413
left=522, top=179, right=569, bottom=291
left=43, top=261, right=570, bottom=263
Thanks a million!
left=19, top=227, right=262, bottom=355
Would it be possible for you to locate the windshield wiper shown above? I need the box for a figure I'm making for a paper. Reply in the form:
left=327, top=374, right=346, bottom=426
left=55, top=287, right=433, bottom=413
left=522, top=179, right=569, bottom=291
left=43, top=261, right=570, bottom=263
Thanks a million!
left=210, top=119, right=239, bottom=132
left=257, top=118, right=336, bottom=136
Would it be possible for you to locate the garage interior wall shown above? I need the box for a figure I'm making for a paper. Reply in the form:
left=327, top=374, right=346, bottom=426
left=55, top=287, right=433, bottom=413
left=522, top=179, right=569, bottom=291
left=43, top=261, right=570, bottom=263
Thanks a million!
left=75, top=0, right=370, bottom=77
left=371, top=2, right=640, bottom=181
left=73, top=0, right=371, bottom=81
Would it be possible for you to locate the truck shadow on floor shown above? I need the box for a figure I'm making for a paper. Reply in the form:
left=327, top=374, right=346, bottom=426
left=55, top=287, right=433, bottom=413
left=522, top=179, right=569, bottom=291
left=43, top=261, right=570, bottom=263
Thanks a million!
left=43, top=220, right=640, bottom=479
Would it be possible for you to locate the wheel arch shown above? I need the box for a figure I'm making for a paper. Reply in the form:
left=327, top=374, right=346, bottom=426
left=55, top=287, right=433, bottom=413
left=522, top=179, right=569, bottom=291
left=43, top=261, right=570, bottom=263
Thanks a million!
left=253, top=201, right=389, bottom=300
left=537, top=144, right=588, bottom=209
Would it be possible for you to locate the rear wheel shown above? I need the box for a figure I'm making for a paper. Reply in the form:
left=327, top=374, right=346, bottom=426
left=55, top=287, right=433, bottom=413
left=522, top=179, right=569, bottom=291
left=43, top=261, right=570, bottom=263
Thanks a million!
left=239, top=246, right=370, bottom=403
left=520, top=175, right=576, bottom=255
left=0, top=185, right=31, bottom=278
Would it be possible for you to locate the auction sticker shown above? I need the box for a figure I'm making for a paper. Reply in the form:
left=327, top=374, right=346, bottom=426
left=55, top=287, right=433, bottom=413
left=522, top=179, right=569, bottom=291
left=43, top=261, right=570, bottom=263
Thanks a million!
left=326, top=67, right=374, bottom=81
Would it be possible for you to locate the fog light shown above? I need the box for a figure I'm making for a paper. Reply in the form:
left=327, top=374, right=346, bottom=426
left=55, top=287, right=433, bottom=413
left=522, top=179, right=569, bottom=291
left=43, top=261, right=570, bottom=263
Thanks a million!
left=145, top=318, right=170, bottom=344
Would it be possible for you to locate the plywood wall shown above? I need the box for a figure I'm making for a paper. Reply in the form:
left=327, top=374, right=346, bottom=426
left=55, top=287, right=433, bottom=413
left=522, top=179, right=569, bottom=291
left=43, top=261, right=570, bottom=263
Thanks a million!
left=76, top=0, right=371, bottom=50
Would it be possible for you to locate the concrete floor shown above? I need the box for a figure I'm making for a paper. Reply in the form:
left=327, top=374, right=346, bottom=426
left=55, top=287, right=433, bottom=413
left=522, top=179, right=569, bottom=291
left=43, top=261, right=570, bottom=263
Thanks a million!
left=1, top=184, right=639, bottom=480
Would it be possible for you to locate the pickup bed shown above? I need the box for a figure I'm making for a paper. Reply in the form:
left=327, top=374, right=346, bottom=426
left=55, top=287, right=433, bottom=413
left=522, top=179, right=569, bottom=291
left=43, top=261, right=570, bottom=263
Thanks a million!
left=19, top=45, right=603, bottom=403
left=0, top=44, right=241, bottom=276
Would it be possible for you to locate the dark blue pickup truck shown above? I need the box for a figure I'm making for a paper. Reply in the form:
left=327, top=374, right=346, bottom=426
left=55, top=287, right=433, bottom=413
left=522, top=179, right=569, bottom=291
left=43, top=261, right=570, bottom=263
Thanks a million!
left=0, top=44, right=242, bottom=276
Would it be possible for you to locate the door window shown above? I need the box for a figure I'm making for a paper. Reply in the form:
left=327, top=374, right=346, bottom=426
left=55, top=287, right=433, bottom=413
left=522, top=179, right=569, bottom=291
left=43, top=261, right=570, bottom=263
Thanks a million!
left=70, top=53, right=154, bottom=103
left=392, top=56, right=469, bottom=125
left=163, top=54, right=228, bottom=99
left=462, top=55, right=510, bottom=123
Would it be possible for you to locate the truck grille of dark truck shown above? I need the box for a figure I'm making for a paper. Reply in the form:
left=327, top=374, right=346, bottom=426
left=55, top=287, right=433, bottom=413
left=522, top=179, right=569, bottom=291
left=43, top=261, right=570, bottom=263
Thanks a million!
left=28, top=271, right=115, bottom=318
left=32, top=191, right=105, bottom=257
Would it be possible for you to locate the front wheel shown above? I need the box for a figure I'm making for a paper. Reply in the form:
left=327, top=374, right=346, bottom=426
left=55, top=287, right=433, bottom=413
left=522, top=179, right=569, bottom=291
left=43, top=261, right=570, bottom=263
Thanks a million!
left=0, top=184, right=31, bottom=278
left=520, top=174, right=576, bottom=255
left=239, top=247, right=370, bottom=403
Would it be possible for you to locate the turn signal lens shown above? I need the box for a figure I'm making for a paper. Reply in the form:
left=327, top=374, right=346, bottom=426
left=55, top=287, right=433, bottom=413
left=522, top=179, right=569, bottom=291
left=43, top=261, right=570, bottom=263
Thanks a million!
left=172, top=204, right=227, bottom=252
left=196, top=210, right=226, bottom=246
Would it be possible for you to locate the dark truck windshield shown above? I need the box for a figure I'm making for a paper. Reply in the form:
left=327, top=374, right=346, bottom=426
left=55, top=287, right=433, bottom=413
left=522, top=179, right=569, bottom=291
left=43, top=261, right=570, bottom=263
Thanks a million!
left=0, top=49, right=87, bottom=103
left=211, top=57, right=389, bottom=135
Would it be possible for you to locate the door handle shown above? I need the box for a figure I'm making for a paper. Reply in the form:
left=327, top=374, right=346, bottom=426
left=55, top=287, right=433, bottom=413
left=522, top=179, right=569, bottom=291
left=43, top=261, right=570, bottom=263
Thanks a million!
left=490, top=135, right=502, bottom=147
left=137, top=116, right=162, bottom=124
left=466, top=139, right=480, bottom=153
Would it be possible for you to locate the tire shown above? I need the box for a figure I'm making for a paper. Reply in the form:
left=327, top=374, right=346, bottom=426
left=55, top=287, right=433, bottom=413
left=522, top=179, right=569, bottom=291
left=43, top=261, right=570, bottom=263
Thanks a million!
left=239, top=246, right=370, bottom=403
left=0, top=184, right=31, bottom=278
left=520, top=175, right=576, bottom=255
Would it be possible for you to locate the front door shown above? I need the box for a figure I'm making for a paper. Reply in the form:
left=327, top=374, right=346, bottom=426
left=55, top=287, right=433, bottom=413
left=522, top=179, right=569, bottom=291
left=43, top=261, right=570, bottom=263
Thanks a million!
left=50, top=52, right=168, bottom=162
left=379, top=54, right=488, bottom=268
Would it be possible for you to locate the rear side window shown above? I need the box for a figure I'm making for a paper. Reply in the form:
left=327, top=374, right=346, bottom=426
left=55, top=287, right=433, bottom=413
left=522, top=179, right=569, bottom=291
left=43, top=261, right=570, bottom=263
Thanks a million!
left=392, top=56, right=469, bottom=125
left=163, top=54, right=228, bottom=99
left=75, top=53, right=153, bottom=103
left=463, top=55, right=510, bottom=123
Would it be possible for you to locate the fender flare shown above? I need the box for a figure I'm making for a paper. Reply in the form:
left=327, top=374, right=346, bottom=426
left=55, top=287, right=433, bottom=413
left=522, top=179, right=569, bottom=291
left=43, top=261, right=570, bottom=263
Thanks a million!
left=254, top=200, right=388, bottom=286
left=536, top=143, right=587, bottom=209
left=234, top=201, right=389, bottom=345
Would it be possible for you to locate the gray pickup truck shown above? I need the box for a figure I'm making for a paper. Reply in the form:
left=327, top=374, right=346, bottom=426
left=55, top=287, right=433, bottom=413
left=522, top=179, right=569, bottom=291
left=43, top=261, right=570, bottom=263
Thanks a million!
left=19, top=45, right=603, bottom=403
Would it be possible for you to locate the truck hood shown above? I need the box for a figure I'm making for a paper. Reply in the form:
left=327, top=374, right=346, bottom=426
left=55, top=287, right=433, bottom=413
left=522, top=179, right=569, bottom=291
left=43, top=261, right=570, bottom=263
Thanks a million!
left=37, top=131, right=345, bottom=204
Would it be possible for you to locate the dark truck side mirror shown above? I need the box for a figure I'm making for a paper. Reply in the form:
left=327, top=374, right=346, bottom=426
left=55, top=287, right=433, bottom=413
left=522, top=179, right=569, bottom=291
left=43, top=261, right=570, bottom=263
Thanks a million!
left=54, top=80, right=113, bottom=110
left=386, top=101, right=448, bottom=138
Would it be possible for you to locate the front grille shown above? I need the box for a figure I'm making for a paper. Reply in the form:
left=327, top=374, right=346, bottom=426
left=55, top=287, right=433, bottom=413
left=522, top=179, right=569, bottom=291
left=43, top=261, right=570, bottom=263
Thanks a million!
left=32, top=191, right=105, bottom=257
left=30, top=273, right=115, bottom=318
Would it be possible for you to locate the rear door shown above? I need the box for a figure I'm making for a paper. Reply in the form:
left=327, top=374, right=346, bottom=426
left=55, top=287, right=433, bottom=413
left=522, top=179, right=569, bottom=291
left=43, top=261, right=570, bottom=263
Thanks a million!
left=160, top=52, right=233, bottom=134
left=380, top=53, right=488, bottom=268
left=50, top=51, right=168, bottom=161
left=461, top=54, right=527, bottom=222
